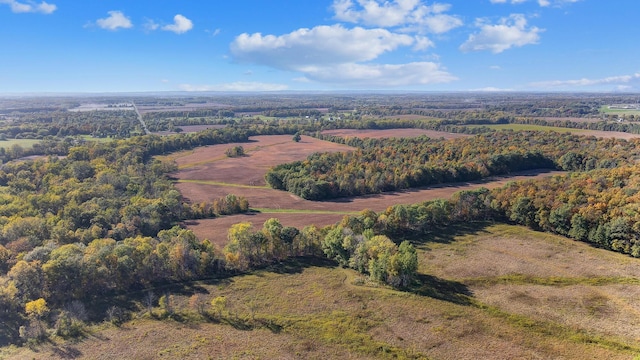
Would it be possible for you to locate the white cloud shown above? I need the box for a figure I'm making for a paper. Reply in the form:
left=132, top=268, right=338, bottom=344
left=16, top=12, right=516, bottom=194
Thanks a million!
left=0, top=0, right=56, bottom=14
left=332, top=0, right=462, bottom=34
left=490, top=65, right=502, bottom=70
left=531, top=73, right=640, bottom=88
left=460, top=14, right=542, bottom=53
left=293, top=77, right=312, bottom=83
left=230, top=23, right=457, bottom=88
left=162, top=14, right=193, bottom=34
left=490, top=0, right=526, bottom=4
left=413, top=35, right=434, bottom=51
left=144, top=19, right=159, bottom=32
left=490, top=0, right=581, bottom=6
left=96, top=11, right=133, bottom=31
left=231, top=25, right=413, bottom=69
left=179, top=82, right=288, bottom=92
left=615, top=85, right=633, bottom=92
left=470, top=87, right=514, bottom=92
left=206, top=28, right=221, bottom=37
left=302, top=62, right=457, bottom=87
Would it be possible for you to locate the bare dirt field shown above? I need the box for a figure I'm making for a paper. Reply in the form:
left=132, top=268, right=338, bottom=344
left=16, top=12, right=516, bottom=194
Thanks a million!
left=321, top=128, right=470, bottom=139
left=572, top=129, right=640, bottom=140
left=185, top=213, right=345, bottom=249
left=170, top=135, right=354, bottom=186
left=176, top=169, right=564, bottom=247
left=177, top=170, right=564, bottom=213
left=170, top=134, right=564, bottom=246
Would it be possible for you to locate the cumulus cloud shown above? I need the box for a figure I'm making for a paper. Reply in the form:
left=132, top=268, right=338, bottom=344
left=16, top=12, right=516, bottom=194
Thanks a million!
left=96, top=11, right=133, bottom=31
left=490, top=0, right=581, bottom=6
left=231, top=25, right=414, bottom=69
left=531, top=73, right=640, bottom=89
left=459, top=14, right=542, bottom=53
left=303, top=62, right=457, bottom=87
left=162, top=14, right=193, bottom=34
left=179, top=82, right=288, bottom=92
left=332, top=0, right=462, bottom=34
left=413, top=35, right=434, bottom=51
left=230, top=24, right=455, bottom=88
left=0, top=0, right=56, bottom=14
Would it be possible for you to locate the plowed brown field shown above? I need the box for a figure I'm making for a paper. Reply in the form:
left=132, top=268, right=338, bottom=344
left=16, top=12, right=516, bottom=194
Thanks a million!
left=170, top=133, right=564, bottom=248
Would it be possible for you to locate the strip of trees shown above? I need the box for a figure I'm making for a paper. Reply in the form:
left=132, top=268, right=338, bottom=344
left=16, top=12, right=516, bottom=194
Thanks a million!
left=266, top=131, right=640, bottom=200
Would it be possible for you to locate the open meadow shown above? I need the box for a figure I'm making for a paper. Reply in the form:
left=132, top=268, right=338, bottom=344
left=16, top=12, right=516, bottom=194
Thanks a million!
left=6, top=224, right=640, bottom=360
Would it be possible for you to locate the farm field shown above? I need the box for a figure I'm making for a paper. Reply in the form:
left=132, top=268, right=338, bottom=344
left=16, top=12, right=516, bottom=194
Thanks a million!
left=0, top=136, right=112, bottom=152
left=600, top=105, right=640, bottom=115
left=6, top=224, right=638, bottom=360
left=6, top=93, right=640, bottom=360
left=321, top=128, right=471, bottom=139
left=468, top=124, right=640, bottom=139
left=168, top=135, right=354, bottom=186
left=170, top=133, right=565, bottom=247
left=536, top=116, right=603, bottom=123
left=0, top=138, right=41, bottom=149
left=180, top=170, right=564, bottom=248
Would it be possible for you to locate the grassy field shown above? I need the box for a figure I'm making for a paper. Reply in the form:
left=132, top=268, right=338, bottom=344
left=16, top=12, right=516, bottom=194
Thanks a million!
left=600, top=105, right=640, bottom=115
left=465, top=124, right=583, bottom=132
left=0, top=136, right=113, bottom=151
left=5, top=223, right=640, bottom=359
left=0, top=138, right=41, bottom=149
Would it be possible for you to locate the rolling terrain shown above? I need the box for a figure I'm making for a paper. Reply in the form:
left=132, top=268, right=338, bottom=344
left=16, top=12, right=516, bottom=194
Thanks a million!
left=5, top=224, right=640, bottom=359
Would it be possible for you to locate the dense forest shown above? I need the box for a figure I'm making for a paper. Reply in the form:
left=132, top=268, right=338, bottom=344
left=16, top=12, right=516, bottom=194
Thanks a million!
left=266, top=131, right=640, bottom=200
left=0, top=128, right=258, bottom=344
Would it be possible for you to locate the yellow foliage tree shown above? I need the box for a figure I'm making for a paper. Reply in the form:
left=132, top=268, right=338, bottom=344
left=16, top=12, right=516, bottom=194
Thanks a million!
left=25, top=298, right=49, bottom=319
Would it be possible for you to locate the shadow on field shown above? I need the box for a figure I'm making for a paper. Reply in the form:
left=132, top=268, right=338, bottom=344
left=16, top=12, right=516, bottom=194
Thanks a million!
left=49, top=344, right=82, bottom=359
left=0, top=313, right=22, bottom=347
left=428, top=222, right=492, bottom=244
left=400, top=221, right=493, bottom=246
left=260, top=256, right=338, bottom=275
left=410, top=274, right=473, bottom=305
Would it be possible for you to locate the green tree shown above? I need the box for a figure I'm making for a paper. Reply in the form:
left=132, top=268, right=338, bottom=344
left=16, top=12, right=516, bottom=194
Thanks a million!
left=321, top=226, right=349, bottom=267
left=8, top=260, right=44, bottom=302
left=509, top=196, right=537, bottom=228
left=211, top=296, right=227, bottom=319
left=389, top=241, right=418, bottom=287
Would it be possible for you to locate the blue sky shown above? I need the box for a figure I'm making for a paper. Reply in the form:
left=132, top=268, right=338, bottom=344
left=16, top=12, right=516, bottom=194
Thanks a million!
left=1, top=0, right=638, bottom=93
